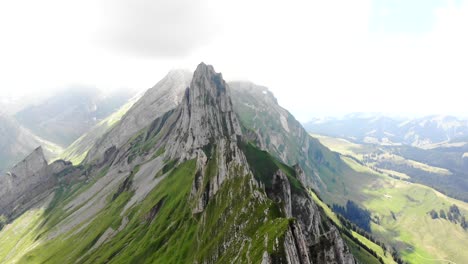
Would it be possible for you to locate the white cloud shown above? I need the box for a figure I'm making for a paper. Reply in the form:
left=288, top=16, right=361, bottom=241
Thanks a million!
left=98, top=0, right=220, bottom=58
left=0, top=0, right=467, bottom=121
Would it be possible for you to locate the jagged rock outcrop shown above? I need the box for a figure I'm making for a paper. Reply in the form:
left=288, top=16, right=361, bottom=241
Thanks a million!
left=230, top=81, right=338, bottom=190
left=0, top=63, right=357, bottom=264
left=86, top=69, right=192, bottom=162
left=0, top=115, right=62, bottom=174
left=265, top=169, right=355, bottom=264
left=162, top=63, right=355, bottom=263
left=166, top=63, right=242, bottom=157
left=0, top=147, right=72, bottom=218
left=162, top=63, right=248, bottom=213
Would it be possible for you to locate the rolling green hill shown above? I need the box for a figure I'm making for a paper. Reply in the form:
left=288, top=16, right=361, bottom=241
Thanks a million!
left=314, top=134, right=468, bottom=263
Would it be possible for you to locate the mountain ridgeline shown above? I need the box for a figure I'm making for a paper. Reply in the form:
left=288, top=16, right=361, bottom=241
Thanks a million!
left=305, top=114, right=468, bottom=147
left=15, top=87, right=134, bottom=147
left=0, top=115, right=62, bottom=174
left=0, top=63, right=357, bottom=263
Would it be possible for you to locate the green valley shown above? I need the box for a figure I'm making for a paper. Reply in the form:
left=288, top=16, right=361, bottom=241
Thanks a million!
left=313, top=134, right=468, bottom=263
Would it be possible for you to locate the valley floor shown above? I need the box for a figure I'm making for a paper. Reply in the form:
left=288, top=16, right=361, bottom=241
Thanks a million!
left=313, top=134, right=468, bottom=264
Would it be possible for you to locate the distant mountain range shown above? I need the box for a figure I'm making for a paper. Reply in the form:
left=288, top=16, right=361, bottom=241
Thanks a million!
left=15, top=86, right=135, bottom=147
left=304, top=113, right=468, bottom=147
left=0, top=114, right=62, bottom=174
left=0, top=87, right=134, bottom=174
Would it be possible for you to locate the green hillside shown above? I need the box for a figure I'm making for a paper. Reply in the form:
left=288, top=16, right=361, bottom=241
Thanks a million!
left=309, top=190, right=396, bottom=264
left=314, top=134, right=468, bottom=264
left=1, top=140, right=357, bottom=263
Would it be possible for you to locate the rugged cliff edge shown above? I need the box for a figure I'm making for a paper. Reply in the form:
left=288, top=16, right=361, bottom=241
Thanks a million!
left=86, top=69, right=192, bottom=162
left=0, top=147, right=72, bottom=219
left=104, top=62, right=355, bottom=263
left=0, top=63, right=356, bottom=264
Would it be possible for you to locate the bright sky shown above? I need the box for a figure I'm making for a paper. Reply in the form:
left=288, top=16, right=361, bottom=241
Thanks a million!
left=0, top=0, right=467, bottom=121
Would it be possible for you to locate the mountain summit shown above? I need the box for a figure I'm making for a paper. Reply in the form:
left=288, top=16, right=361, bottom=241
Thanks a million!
left=0, top=63, right=356, bottom=264
left=166, top=62, right=242, bottom=157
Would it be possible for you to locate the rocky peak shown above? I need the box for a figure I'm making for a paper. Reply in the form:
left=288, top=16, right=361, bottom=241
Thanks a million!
left=167, top=63, right=242, bottom=158
left=0, top=146, right=74, bottom=218
left=86, top=69, right=192, bottom=162
left=185, top=62, right=241, bottom=147
left=162, top=63, right=247, bottom=213
left=9, top=146, right=47, bottom=179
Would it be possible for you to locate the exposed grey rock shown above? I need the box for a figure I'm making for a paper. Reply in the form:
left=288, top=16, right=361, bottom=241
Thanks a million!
left=0, top=63, right=357, bottom=264
left=265, top=167, right=355, bottom=264
left=86, top=69, right=192, bottom=162
left=157, top=64, right=355, bottom=263
left=121, top=156, right=165, bottom=214
left=159, top=63, right=248, bottom=213
left=293, top=164, right=307, bottom=187
left=0, top=114, right=62, bottom=174
left=0, top=146, right=72, bottom=218
left=269, top=170, right=293, bottom=217
left=229, top=81, right=324, bottom=189
left=159, top=64, right=355, bottom=263
left=283, top=226, right=307, bottom=264
left=165, top=63, right=242, bottom=159
left=261, top=251, right=271, bottom=264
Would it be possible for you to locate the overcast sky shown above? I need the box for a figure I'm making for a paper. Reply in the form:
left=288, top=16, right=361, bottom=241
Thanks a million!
left=0, top=0, right=467, bottom=121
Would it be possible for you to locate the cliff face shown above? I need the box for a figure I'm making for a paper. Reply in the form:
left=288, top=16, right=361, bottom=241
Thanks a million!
left=155, top=63, right=355, bottom=263
left=0, top=63, right=356, bottom=264
left=0, top=147, right=71, bottom=218
left=230, top=81, right=349, bottom=191
left=86, top=69, right=192, bottom=162
left=166, top=63, right=242, bottom=156
left=266, top=169, right=354, bottom=264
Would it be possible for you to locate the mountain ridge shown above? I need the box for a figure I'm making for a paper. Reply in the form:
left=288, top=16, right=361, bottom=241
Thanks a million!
left=15, top=86, right=134, bottom=147
left=0, top=63, right=357, bottom=263
left=0, top=115, right=63, bottom=174
left=0, top=146, right=72, bottom=219
left=305, top=113, right=468, bottom=147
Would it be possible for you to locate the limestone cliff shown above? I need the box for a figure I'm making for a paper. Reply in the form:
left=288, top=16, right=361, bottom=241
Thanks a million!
left=0, top=63, right=357, bottom=264
left=151, top=63, right=355, bottom=263
left=0, top=147, right=71, bottom=218
left=86, top=69, right=192, bottom=162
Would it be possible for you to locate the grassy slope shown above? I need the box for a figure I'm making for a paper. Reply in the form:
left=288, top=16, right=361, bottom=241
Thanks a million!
left=310, top=191, right=395, bottom=264
left=344, top=236, right=381, bottom=264
left=230, top=85, right=344, bottom=191
left=312, top=134, right=451, bottom=176
left=1, top=144, right=307, bottom=263
left=315, top=134, right=468, bottom=264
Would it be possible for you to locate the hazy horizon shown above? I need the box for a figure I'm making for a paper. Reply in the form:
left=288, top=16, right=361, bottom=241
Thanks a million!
left=2, top=82, right=467, bottom=123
